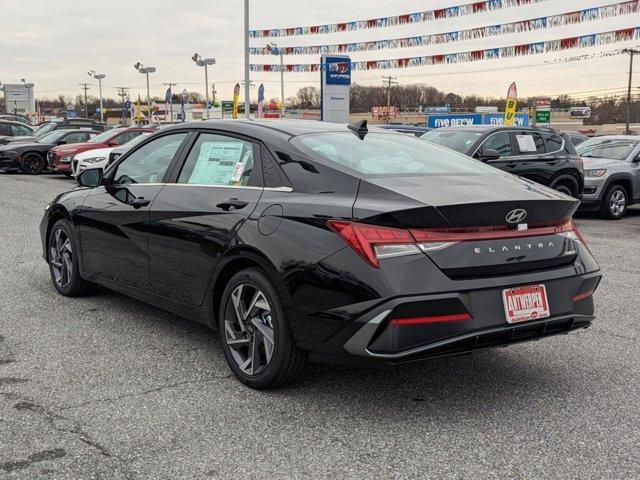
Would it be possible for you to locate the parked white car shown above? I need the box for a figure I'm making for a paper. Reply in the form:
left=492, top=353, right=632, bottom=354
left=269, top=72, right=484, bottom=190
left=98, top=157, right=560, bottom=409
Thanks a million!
left=71, top=147, right=113, bottom=178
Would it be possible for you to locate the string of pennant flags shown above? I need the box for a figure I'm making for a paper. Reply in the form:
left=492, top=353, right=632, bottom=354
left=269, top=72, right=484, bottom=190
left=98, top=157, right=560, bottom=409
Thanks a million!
left=250, top=0, right=548, bottom=38
left=250, top=1, right=640, bottom=55
left=249, top=27, right=640, bottom=72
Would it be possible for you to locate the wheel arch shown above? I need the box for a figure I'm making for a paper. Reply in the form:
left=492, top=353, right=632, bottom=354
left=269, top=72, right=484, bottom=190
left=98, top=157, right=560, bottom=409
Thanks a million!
left=44, top=205, right=72, bottom=262
left=549, top=171, right=580, bottom=195
left=206, top=246, right=292, bottom=329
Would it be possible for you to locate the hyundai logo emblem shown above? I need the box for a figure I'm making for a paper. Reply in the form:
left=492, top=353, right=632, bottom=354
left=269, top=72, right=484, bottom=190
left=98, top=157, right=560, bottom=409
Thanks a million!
left=506, top=209, right=528, bottom=224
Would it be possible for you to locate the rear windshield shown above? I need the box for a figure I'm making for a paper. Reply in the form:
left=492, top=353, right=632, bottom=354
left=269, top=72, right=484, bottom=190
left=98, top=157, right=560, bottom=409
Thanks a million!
left=420, top=129, right=484, bottom=154
left=292, top=132, right=495, bottom=176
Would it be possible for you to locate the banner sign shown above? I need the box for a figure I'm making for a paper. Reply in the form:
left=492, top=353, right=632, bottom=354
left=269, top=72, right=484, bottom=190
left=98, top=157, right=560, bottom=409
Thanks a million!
left=372, top=106, right=398, bottom=119
left=250, top=0, right=548, bottom=38
left=232, top=83, right=240, bottom=119
left=504, top=82, right=518, bottom=126
left=250, top=27, right=640, bottom=72
left=428, top=114, right=482, bottom=128
left=250, top=1, right=639, bottom=55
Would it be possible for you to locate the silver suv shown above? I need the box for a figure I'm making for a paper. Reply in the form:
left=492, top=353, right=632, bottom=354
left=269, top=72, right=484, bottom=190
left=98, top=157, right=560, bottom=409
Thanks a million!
left=577, top=136, right=640, bottom=219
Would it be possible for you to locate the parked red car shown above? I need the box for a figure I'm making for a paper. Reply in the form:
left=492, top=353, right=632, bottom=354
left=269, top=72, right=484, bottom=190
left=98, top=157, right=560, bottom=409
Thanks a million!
left=49, top=127, right=154, bottom=175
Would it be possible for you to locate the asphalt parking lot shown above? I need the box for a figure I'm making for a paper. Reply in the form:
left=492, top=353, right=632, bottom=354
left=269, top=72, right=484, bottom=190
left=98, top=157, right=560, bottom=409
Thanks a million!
left=0, top=173, right=638, bottom=479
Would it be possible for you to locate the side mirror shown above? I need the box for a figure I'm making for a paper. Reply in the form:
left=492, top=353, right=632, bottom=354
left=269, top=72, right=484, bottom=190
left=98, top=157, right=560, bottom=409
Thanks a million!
left=77, top=167, right=103, bottom=187
left=56, top=140, right=66, bottom=145
left=480, top=149, right=501, bottom=161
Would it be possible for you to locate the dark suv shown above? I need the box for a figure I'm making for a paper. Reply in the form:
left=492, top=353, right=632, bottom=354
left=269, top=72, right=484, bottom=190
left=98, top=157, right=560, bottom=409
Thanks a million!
left=422, top=126, right=584, bottom=197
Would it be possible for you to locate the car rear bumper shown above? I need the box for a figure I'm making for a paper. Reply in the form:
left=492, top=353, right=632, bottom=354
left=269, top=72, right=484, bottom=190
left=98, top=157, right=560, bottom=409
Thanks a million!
left=299, top=270, right=601, bottom=367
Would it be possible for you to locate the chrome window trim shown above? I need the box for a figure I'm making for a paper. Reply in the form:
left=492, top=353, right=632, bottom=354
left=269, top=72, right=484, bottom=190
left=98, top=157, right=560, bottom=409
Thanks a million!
left=472, top=130, right=566, bottom=160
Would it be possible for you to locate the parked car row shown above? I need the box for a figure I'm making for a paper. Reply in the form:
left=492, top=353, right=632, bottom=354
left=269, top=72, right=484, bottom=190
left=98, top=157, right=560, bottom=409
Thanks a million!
left=420, top=126, right=639, bottom=219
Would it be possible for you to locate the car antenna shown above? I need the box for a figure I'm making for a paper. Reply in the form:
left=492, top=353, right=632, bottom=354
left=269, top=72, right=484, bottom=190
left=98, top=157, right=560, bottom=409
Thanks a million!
left=348, top=120, right=368, bottom=140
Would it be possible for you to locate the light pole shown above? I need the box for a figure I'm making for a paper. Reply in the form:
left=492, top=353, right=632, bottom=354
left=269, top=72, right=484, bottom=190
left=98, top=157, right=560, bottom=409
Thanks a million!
left=88, top=70, right=106, bottom=123
left=267, top=43, right=285, bottom=117
left=192, top=53, right=216, bottom=120
left=244, top=0, right=250, bottom=118
left=135, top=63, right=156, bottom=124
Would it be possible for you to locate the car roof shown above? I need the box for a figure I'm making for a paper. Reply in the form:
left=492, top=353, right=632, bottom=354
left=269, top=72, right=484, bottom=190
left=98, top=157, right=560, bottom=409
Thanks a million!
left=0, top=119, right=31, bottom=126
left=583, top=135, right=640, bottom=141
left=160, top=119, right=389, bottom=139
left=431, top=125, right=562, bottom=133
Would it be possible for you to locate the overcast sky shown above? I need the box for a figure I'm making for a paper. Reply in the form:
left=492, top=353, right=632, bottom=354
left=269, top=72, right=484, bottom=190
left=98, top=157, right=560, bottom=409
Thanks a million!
left=2, top=0, right=638, bottom=103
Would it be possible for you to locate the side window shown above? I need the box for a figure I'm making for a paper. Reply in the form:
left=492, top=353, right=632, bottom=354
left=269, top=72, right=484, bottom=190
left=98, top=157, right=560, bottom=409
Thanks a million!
left=542, top=133, right=564, bottom=153
left=514, top=132, right=545, bottom=155
left=12, top=124, right=32, bottom=136
left=177, top=133, right=256, bottom=187
left=477, top=132, right=512, bottom=157
left=0, top=124, right=11, bottom=136
left=64, top=132, right=88, bottom=143
left=114, top=131, right=142, bottom=146
left=113, top=133, right=187, bottom=185
left=261, top=144, right=292, bottom=189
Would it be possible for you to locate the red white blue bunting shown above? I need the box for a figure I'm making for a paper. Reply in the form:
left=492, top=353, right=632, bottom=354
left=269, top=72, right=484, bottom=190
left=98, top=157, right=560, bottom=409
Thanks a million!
left=250, top=0, right=548, bottom=38
left=250, top=1, right=640, bottom=55
left=249, top=28, right=640, bottom=72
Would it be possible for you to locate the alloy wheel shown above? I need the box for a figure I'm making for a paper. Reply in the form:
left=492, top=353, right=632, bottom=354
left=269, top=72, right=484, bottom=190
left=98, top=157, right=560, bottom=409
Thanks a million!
left=50, top=228, right=73, bottom=288
left=610, top=190, right=626, bottom=217
left=224, top=283, right=275, bottom=376
left=23, top=154, right=42, bottom=174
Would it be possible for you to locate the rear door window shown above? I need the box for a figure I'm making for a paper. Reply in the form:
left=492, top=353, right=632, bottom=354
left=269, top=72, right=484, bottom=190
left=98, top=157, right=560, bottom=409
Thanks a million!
left=63, top=132, right=90, bottom=143
left=541, top=133, right=564, bottom=153
left=513, top=132, right=545, bottom=155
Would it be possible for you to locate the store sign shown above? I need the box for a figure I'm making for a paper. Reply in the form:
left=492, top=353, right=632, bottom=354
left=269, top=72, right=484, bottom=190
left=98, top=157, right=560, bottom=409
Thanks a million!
left=3, top=84, right=35, bottom=114
left=321, top=54, right=351, bottom=123
left=484, top=113, right=530, bottom=126
left=535, top=98, right=551, bottom=126
left=428, top=114, right=482, bottom=128
left=570, top=107, right=591, bottom=118
left=425, top=106, right=450, bottom=114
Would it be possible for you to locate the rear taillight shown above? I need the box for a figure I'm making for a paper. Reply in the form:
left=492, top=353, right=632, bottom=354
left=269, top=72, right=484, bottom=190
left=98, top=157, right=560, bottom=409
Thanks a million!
left=327, top=221, right=419, bottom=268
left=327, top=219, right=586, bottom=268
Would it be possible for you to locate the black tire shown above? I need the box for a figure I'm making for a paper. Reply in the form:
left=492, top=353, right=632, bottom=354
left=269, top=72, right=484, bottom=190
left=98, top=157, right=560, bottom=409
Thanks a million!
left=598, top=185, right=627, bottom=220
left=47, top=219, right=92, bottom=297
left=20, top=152, right=45, bottom=175
left=219, top=268, right=307, bottom=389
left=552, top=182, right=575, bottom=198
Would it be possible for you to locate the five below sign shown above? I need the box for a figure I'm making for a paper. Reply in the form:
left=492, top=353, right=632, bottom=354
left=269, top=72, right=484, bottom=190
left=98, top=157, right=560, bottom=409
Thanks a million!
left=428, top=114, right=482, bottom=128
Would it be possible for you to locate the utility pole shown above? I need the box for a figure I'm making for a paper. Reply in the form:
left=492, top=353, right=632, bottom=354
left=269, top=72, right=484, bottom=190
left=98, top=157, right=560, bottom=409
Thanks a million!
left=79, top=83, right=90, bottom=117
left=244, top=0, right=250, bottom=119
left=382, top=76, right=398, bottom=124
left=162, top=82, right=177, bottom=122
left=116, top=87, right=130, bottom=125
left=623, top=49, right=640, bottom=135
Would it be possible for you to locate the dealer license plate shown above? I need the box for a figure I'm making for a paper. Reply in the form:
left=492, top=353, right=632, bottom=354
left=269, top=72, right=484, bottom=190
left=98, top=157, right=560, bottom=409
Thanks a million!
left=502, top=284, right=550, bottom=324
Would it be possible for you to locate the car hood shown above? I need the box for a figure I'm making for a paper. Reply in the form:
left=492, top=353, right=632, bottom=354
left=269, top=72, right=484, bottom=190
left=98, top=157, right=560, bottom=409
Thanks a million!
left=51, top=143, right=103, bottom=155
left=0, top=141, right=49, bottom=152
left=581, top=156, right=625, bottom=170
left=75, top=147, right=113, bottom=160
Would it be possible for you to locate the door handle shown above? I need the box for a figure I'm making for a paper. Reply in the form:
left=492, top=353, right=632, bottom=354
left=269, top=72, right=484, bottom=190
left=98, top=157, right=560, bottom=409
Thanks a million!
left=130, top=197, right=150, bottom=209
left=216, top=198, right=249, bottom=211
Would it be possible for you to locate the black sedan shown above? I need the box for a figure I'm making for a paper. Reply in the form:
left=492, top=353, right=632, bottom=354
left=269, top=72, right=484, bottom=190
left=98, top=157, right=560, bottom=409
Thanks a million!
left=0, top=129, right=98, bottom=174
left=40, top=120, right=601, bottom=389
left=422, top=126, right=584, bottom=198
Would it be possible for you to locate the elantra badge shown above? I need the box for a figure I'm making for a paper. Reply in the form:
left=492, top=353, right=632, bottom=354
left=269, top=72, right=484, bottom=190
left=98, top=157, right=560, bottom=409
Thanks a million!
left=506, top=209, right=528, bottom=224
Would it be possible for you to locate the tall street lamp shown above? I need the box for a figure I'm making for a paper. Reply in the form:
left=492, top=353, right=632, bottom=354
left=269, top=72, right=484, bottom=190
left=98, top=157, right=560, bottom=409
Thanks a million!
left=88, top=70, right=106, bottom=123
left=267, top=43, right=285, bottom=118
left=244, top=0, right=250, bottom=119
left=192, top=53, right=216, bottom=120
left=135, top=63, right=156, bottom=124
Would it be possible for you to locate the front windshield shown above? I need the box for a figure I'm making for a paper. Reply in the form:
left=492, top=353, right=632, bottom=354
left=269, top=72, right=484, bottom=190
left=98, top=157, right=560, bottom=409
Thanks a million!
left=577, top=138, right=639, bottom=161
left=420, top=129, right=484, bottom=153
left=33, top=123, right=55, bottom=138
left=38, top=130, right=68, bottom=144
left=88, top=129, right=121, bottom=144
left=292, top=132, right=495, bottom=176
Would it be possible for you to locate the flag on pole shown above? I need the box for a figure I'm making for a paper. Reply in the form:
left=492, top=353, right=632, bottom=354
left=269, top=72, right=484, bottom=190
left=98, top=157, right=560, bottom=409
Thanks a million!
left=504, top=82, right=518, bottom=126
left=232, top=83, right=240, bottom=119
left=164, top=87, right=172, bottom=122
left=257, top=84, right=265, bottom=118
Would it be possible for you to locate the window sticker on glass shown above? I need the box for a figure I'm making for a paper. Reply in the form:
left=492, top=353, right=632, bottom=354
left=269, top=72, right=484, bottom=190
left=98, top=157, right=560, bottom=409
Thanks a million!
left=188, top=142, right=245, bottom=185
left=516, top=135, right=537, bottom=153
